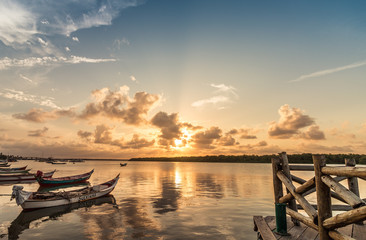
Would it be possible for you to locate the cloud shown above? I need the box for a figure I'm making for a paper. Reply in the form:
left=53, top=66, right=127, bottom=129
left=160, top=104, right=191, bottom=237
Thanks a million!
left=72, top=37, right=79, bottom=42
left=65, top=46, right=70, bottom=52
left=19, top=74, right=36, bottom=84
left=130, top=75, right=137, bottom=82
left=290, top=60, right=366, bottom=82
left=192, top=83, right=238, bottom=108
left=298, top=143, right=354, bottom=153
left=28, top=127, right=48, bottom=137
left=13, top=108, right=75, bottom=123
left=228, top=128, right=257, bottom=139
left=78, top=125, right=155, bottom=149
left=0, top=56, right=116, bottom=70
left=151, top=112, right=182, bottom=147
left=0, top=89, right=60, bottom=109
left=268, top=104, right=325, bottom=140
left=0, top=1, right=140, bottom=51
left=192, top=127, right=222, bottom=149
left=79, top=86, right=161, bottom=125
left=113, top=37, right=130, bottom=50
left=191, top=96, right=230, bottom=107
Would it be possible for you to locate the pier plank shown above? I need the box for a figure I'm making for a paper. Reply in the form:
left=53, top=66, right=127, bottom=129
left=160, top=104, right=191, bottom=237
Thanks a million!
left=352, top=221, right=366, bottom=239
left=298, top=227, right=318, bottom=240
left=253, top=216, right=277, bottom=240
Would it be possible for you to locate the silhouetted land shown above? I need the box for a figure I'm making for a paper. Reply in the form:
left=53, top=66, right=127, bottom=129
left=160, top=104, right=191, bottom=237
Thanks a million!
left=130, top=153, right=366, bottom=164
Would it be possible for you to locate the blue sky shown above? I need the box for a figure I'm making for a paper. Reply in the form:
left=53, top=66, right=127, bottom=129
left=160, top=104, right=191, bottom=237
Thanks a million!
left=0, top=0, right=366, bottom=158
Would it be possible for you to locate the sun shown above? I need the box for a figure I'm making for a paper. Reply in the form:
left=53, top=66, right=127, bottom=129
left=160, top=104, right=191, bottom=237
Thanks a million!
left=172, top=128, right=193, bottom=150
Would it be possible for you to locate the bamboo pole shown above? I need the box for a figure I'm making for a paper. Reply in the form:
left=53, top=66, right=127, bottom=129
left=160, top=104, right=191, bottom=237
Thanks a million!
left=277, top=171, right=318, bottom=223
left=279, top=177, right=315, bottom=203
left=271, top=158, right=283, bottom=203
left=279, top=152, right=299, bottom=225
left=313, top=155, right=332, bottom=240
left=322, top=166, right=366, bottom=178
left=323, top=205, right=366, bottom=229
left=290, top=174, right=306, bottom=184
left=321, top=175, right=365, bottom=208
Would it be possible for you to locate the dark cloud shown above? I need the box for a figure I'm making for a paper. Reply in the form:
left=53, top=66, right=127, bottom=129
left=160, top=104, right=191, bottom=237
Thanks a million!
left=77, top=130, right=93, bottom=140
left=94, top=125, right=113, bottom=144
left=13, top=108, right=75, bottom=123
left=151, top=112, right=181, bottom=140
left=79, top=87, right=161, bottom=125
left=300, top=126, right=326, bottom=140
left=268, top=104, right=324, bottom=140
left=228, top=128, right=257, bottom=139
left=28, top=127, right=48, bottom=137
left=115, top=134, right=155, bottom=149
left=219, top=134, right=237, bottom=146
left=192, top=127, right=222, bottom=149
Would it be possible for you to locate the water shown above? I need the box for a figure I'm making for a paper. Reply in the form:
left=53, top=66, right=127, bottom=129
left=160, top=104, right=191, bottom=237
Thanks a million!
left=0, top=161, right=315, bottom=239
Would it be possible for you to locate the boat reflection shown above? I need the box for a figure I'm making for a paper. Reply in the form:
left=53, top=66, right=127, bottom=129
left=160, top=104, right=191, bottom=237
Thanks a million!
left=8, top=195, right=116, bottom=240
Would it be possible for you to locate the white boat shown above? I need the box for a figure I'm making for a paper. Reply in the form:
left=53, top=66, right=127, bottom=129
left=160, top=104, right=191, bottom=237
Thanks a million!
left=11, top=174, right=119, bottom=210
left=0, top=170, right=55, bottom=182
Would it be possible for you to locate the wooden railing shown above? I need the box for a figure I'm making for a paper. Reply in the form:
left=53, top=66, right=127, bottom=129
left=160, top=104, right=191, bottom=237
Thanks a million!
left=272, top=152, right=366, bottom=240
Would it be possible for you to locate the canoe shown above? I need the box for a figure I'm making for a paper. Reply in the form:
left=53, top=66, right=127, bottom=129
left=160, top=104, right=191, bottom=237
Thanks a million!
left=36, top=169, right=94, bottom=186
left=120, top=163, right=127, bottom=167
left=0, top=163, right=10, bottom=167
left=0, top=169, right=31, bottom=174
left=11, top=174, right=119, bottom=210
left=0, top=166, right=27, bottom=171
left=0, top=170, right=55, bottom=182
left=8, top=195, right=115, bottom=239
left=37, top=182, right=89, bottom=192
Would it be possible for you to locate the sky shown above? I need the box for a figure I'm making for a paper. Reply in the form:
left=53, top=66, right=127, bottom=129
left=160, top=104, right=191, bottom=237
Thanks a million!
left=1, top=0, right=366, bottom=159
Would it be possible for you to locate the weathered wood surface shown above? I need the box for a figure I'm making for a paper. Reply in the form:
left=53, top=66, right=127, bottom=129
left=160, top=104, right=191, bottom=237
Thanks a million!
left=323, top=205, right=366, bottom=229
left=322, top=166, right=366, bottom=178
left=254, top=216, right=366, bottom=239
left=253, top=216, right=277, bottom=240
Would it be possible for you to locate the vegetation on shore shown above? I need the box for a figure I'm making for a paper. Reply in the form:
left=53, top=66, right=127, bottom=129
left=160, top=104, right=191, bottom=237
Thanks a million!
left=130, top=153, right=366, bottom=164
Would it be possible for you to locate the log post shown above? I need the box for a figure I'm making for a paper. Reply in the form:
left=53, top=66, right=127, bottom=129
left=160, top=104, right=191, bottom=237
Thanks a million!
left=279, top=152, right=300, bottom=225
left=313, top=154, right=332, bottom=240
left=345, top=158, right=360, bottom=197
left=272, top=158, right=283, bottom=203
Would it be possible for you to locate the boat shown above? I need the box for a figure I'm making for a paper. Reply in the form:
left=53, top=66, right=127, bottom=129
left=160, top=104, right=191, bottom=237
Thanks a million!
left=51, top=161, right=67, bottom=164
left=36, top=169, right=94, bottom=187
left=0, top=163, right=10, bottom=167
left=8, top=195, right=116, bottom=239
left=0, top=169, right=31, bottom=174
left=11, top=174, right=120, bottom=210
left=0, top=170, right=55, bottom=182
left=0, top=166, right=27, bottom=171
left=120, top=163, right=127, bottom=167
left=37, top=182, right=90, bottom=192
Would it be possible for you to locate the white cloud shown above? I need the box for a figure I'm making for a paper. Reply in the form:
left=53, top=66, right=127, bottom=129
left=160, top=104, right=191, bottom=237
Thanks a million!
left=65, top=46, right=70, bottom=52
left=19, top=74, right=36, bottom=84
left=0, top=89, right=60, bottom=109
left=72, top=37, right=79, bottom=42
left=290, top=60, right=366, bottom=82
left=0, top=1, right=140, bottom=53
left=130, top=75, right=136, bottom=81
left=113, top=37, right=130, bottom=50
left=0, top=56, right=116, bottom=70
left=192, top=96, right=229, bottom=107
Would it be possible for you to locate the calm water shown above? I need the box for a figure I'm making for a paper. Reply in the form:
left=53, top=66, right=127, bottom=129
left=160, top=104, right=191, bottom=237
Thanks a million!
left=0, top=161, right=323, bottom=239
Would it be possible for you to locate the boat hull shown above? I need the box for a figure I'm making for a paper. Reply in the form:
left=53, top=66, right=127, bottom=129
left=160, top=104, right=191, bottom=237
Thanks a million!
left=0, top=171, right=55, bottom=182
left=21, top=175, right=119, bottom=210
left=37, top=170, right=94, bottom=186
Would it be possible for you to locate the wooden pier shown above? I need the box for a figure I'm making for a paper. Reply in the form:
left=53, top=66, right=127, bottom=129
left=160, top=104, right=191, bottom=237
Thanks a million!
left=253, top=153, right=366, bottom=240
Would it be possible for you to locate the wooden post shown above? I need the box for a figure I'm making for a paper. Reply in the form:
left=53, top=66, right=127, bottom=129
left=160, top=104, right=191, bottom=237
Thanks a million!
left=272, top=158, right=283, bottom=203
left=313, top=154, right=332, bottom=240
left=345, top=158, right=360, bottom=197
left=279, top=152, right=299, bottom=225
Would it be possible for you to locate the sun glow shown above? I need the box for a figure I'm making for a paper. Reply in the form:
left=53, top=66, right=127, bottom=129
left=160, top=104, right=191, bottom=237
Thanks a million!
left=172, top=128, right=193, bottom=150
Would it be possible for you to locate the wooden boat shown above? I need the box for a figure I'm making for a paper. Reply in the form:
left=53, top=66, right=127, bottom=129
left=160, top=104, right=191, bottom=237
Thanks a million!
left=8, top=195, right=115, bottom=239
left=36, top=169, right=94, bottom=186
left=120, top=163, right=127, bottom=167
left=11, top=174, right=119, bottom=210
left=51, top=162, right=66, bottom=164
left=37, top=182, right=90, bottom=192
left=0, top=169, right=31, bottom=174
left=0, top=166, right=27, bottom=171
left=0, top=163, right=10, bottom=167
left=0, top=170, right=55, bottom=182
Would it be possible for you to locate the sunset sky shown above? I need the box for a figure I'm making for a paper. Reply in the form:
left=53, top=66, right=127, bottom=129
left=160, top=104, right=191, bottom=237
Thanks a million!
left=1, top=0, right=366, bottom=158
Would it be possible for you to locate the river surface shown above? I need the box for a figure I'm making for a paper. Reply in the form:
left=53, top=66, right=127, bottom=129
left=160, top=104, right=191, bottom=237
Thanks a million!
left=1, top=160, right=361, bottom=239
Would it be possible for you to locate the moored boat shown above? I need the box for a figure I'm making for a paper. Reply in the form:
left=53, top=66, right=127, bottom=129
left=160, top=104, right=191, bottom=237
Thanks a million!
left=0, top=169, right=31, bottom=174
left=0, top=166, right=27, bottom=171
left=120, top=163, right=127, bottom=167
left=36, top=169, right=94, bottom=186
left=0, top=163, right=10, bottom=167
left=0, top=170, right=55, bottom=182
left=11, top=174, right=120, bottom=210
